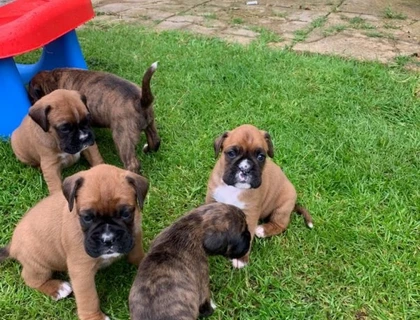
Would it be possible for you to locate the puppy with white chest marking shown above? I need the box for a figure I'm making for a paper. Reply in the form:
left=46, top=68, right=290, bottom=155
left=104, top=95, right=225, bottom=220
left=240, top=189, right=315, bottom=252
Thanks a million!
left=206, top=124, right=313, bottom=268
left=129, top=203, right=251, bottom=320
left=28, top=62, right=160, bottom=173
left=0, top=164, right=149, bottom=320
left=11, top=89, right=104, bottom=194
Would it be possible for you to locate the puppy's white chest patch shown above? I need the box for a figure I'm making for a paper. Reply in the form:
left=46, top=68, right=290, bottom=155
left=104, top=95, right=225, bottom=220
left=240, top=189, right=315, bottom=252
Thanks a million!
left=213, top=184, right=246, bottom=209
left=99, top=253, right=122, bottom=269
left=58, top=152, right=80, bottom=167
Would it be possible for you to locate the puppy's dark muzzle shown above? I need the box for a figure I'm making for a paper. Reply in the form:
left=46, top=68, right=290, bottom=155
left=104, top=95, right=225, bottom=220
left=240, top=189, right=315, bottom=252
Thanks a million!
left=84, top=229, right=134, bottom=258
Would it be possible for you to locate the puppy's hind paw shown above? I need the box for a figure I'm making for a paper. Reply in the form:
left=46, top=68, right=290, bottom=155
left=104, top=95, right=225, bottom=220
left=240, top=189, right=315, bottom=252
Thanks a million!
left=210, top=300, right=217, bottom=309
left=231, top=258, right=247, bottom=269
left=255, top=225, right=266, bottom=238
left=54, top=281, right=72, bottom=301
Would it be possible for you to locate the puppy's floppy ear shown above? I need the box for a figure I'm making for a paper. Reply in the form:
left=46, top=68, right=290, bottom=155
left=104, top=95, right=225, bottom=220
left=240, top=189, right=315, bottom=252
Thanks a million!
left=263, top=131, right=274, bottom=158
left=126, top=173, right=149, bottom=209
left=80, top=93, right=88, bottom=107
left=62, top=174, right=85, bottom=212
left=29, top=102, right=52, bottom=132
left=28, top=83, right=45, bottom=103
left=214, top=132, right=228, bottom=158
left=227, top=230, right=251, bottom=259
left=203, top=229, right=228, bottom=255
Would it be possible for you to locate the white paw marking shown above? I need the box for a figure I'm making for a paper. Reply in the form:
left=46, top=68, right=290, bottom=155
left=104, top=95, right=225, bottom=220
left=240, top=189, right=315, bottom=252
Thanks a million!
left=142, top=143, right=149, bottom=152
left=255, top=225, right=266, bottom=238
left=231, top=258, right=247, bottom=269
left=213, top=183, right=246, bottom=209
left=307, top=222, right=314, bottom=229
left=104, top=316, right=110, bottom=320
left=54, top=281, right=72, bottom=301
left=210, top=299, right=217, bottom=309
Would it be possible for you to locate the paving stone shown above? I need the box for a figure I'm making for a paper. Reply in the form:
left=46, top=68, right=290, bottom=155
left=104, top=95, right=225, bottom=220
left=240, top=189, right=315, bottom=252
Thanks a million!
left=294, top=31, right=398, bottom=63
left=167, top=15, right=205, bottom=24
left=155, top=20, right=191, bottom=31
left=92, top=0, right=420, bottom=65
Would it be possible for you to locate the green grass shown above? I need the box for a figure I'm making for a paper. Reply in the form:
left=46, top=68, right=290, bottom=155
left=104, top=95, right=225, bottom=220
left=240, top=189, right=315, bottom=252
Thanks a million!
left=348, top=17, right=375, bottom=30
left=384, top=7, right=407, bottom=20
left=232, top=17, right=244, bottom=25
left=1, top=23, right=420, bottom=319
left=293, top=16, right=327, bottom=42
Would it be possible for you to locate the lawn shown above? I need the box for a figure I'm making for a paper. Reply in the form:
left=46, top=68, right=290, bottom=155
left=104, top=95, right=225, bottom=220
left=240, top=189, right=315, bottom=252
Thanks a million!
left=0, top=22, right=419, bottom=320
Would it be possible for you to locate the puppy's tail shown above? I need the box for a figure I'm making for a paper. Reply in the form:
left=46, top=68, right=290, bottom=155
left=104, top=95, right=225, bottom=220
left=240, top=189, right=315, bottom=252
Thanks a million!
left=0, top=245, right=10, bottom=263
left=140, top=61, right=158, bottom=108
left=294, top=204, right=314, bottom=229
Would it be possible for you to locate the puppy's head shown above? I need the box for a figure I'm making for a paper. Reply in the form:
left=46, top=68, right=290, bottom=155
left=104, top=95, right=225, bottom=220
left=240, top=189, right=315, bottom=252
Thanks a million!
left=29, top=89, right=95, bottom=155
left=214, top=124, right=274, bottom=189
left=28, top=70, right=58, bottom=103
left=201, top=203, right=251, bottom=259
left=62, top=164, right=149, bottom=259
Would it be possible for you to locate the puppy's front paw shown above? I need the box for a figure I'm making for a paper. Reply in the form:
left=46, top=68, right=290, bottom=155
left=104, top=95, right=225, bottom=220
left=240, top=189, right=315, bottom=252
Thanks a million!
left=231, top=258, right=247, bottom=269
left=255, top=225, right=266, bottom=238
left=54, top=281, right=72, bottom=301
left=80, top=312, right=110, bottom=320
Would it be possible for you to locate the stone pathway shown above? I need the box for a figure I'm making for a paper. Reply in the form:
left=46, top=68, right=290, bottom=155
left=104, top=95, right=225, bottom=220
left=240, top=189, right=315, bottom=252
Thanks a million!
left=92, top=0, right=420, bottom=69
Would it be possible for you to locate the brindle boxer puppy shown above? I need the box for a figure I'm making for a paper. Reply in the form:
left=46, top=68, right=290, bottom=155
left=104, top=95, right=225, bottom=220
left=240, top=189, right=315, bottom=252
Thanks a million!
left=11, top=89, right=103, bottom=194
left=206, top=124, right=313, bottom=268
left=0, top=164, right=148, bottom=320
left=129, top=203, right=251, bottom=320
left=28, top=62, right=160, bottom=173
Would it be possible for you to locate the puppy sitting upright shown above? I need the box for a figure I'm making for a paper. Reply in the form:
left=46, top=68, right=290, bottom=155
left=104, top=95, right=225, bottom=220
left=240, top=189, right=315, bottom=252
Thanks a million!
left=0, top=164, right=148, bottom=320
left=28, top=62, right=160, bottom=173
left=11, top=89, right=104, bottom=194
left=206, top=124, right=313, bottom=269
left=129, top=203, right=251, bottom=320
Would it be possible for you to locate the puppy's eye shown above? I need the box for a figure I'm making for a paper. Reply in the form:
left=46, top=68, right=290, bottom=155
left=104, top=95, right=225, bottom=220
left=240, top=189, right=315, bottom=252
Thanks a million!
left=58, top=123, right=72, bottom=133
left=226, top=150, right=237, bottom=159
left=82, top=213, right=94, bottom=224
left=120, top=208, right=134, bottom=220
left=256, top=153, right=266, bottom=162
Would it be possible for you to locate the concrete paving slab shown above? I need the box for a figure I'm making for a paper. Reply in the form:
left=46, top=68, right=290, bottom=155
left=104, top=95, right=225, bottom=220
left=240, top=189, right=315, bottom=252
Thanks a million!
left=90, top=0, right=420, bottom=65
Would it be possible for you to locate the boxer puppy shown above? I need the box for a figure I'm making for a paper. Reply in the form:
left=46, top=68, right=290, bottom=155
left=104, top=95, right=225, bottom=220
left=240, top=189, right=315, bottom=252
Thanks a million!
left=129, top=203, right=251, bottom=320
left=11, top=89, right=104, bottom=194
left=0, top=164, right=148, bottom=320
left=206, top=124, right=313, bottom=268
left=28, top=62, right=160, bottom=173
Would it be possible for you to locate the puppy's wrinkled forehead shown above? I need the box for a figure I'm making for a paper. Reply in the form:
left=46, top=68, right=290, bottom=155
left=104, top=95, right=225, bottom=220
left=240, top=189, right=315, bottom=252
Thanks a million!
left=76, top=171, right=137, bottom=214
left=42, top=89, right=88, bottom=123
left=225, top=125, right=266, bottom=151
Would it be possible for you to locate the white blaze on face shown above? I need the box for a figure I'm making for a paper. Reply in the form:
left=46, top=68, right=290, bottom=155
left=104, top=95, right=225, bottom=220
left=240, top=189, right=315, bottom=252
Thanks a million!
left=79, top=130, right=88, bottom=141
left=101, top=224, right=115, bottom=243
left=238, top=159, right=251, bottom=172
left=235, top=159, right=252, bottom=188
left=213, top=183, right=246, bottom=209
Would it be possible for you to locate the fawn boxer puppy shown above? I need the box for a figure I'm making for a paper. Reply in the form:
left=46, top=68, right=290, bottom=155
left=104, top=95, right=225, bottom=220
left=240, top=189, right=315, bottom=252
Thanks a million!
left=0, top=164, right=149, bottom=320
left=11, top=89, right=104, bottom=194
left=206, top=124, right=313, bottom=268
left=129, top=203, right=251, bottom=320
left=28, top=62, right=160, bottom=173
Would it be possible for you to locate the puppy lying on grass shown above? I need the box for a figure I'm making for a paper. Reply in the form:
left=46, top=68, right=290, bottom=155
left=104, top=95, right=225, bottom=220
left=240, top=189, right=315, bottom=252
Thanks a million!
left=129, top=202, right=251, bottom=320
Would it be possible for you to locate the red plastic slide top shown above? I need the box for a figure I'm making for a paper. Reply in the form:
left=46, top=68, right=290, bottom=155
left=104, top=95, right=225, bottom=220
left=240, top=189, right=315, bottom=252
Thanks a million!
left=0, top=0, right=94, bottom=58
